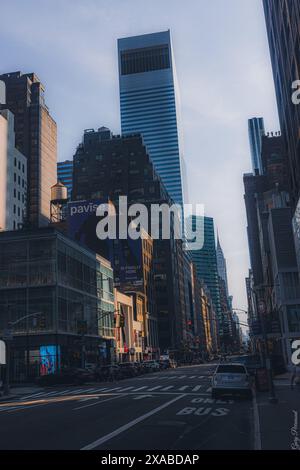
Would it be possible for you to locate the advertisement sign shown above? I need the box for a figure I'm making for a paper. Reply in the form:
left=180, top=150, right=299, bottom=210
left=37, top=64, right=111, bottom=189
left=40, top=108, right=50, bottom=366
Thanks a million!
left=68, top=200, right=143, bottom=287
left=40, top=345, right=60, bottom=376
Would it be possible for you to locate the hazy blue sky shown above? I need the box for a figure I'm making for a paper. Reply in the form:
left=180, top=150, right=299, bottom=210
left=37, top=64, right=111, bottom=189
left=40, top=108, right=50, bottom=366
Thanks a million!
left=0, top=0, right=280, bottom=320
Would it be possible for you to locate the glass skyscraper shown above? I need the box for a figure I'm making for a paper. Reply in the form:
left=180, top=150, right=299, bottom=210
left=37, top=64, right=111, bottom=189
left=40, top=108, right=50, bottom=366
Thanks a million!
left=57, top=160, right=73, bottom=198
left=248, top=117, right=265, bottom=175
left=118, top=30, right=186, bottom=208
left=190, top=216, right=222, bottom=336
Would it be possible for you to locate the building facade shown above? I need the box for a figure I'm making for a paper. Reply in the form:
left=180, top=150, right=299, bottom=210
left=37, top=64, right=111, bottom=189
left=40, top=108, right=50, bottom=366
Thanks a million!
left=0, top=227, right=115, bottom=382
left=190, top=216, right=222, bottom=338
left=263, top=0, right=300, bottom=208
left=0, top=109, right=27, bottom=231
left=0, top=72, right=57, bottom=227
left=71, top=127, right=188, bottom=356
left=118, top=30, right=186, bottom=208
left=57, top=160, right=73, bottom=198
left=248, top=117, right=265, bottom=175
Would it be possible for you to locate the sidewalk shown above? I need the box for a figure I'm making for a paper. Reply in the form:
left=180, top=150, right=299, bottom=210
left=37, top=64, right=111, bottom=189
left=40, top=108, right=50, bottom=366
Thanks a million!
left=0, top=385, right=42, bottom=402
left=256, top=374, right=300, bottom=450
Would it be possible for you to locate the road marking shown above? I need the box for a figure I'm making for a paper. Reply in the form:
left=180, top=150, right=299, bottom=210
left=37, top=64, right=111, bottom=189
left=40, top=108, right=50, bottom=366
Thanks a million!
left=74, top=394, right=123, bottom=411
left=119, top=386, right=134, bottom=391
left=81, top=394, right=185, bottom=450
left=104, top=387, right=122, bottom=392
left=253, top=390, right=262, bottom=450
left=178, top=375, right=187, bottom=379
left=148, top=386, right=162, bottom=391
left=161, top=386, right=174, bottom=391
left=179, top=386, right=189, bottom=391
left=131, top=386, right=148, bottom=392
left=133, top=395, right=153, bottom=400
left=189, top=376, right=197, bottom=379
left=192, top=385, right=202, bottom=392
left=20, top=391, right=46, bottom=400
left=206, top=387, right=212, bottom=392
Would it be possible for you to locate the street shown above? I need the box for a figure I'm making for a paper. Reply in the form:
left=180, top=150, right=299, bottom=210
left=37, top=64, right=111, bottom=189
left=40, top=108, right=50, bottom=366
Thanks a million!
left=0, top=364, right=254, bottom=450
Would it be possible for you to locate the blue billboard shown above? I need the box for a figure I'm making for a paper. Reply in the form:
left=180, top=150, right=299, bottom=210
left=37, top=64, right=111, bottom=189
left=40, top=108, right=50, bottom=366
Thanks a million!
left=40, top=345, right=60, bottom=375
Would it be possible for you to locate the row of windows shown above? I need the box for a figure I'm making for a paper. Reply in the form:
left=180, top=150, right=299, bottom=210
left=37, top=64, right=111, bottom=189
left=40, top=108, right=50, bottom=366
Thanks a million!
left=120, top=84, right=174, bottom=97
left=120, top=45, right=170, bottom=75
left=13, top=173, right=26, bottom=187
left=14, top=158, right=25, bottom=173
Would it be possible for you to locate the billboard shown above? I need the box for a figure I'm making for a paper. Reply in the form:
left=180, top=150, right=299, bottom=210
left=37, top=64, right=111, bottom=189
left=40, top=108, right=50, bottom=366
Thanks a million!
left=40, top=345, right=61, bottom=375
left=68, top=200, right=143, bottom=288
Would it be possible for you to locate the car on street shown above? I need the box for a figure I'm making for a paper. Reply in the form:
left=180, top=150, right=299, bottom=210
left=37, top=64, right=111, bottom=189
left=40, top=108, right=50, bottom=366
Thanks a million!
left=36, top=367, right=94, bottom=386
left=227, top=354, right=262, bottom=376
left=211, top=363, right=253, bottom=399
left=143, top=360, right=160, bottom=372
left=94, top=364, right=122, bottom=381
left=118, top=362, right=139, bottom=378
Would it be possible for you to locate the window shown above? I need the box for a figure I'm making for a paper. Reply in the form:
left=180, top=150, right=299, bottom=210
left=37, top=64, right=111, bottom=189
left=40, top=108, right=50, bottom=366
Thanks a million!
left=121, top=45, right=170, bottom=75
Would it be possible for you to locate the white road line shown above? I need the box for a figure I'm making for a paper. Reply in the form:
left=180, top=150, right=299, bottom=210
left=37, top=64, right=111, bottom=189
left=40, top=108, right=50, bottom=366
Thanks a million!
left=147, top=386, right=162, bottom=391
left=161, top=386, right=174, bottom=391
left=74, top=395, right=122, bottom=411
left=178, top=376, right=187, bottom=379
left=192, top=385, right=202, bottom=391
left=206, top=387, right=212, bottom=392
left=104, top=387, right=122, bottom=392
left=119, top=386, right=134, bottom=391
left=20, top=391, right=46, bottom=400
left=85, top=388, right=109, bottom=394
left=189, top=376, right=197, bottom=379
left=81, top=394, right=185, bottom=450
left=178, top=386, right=189, bottom=391
left=253, top=390, right=262, bottom=450
left=132, top=386, right=148, bottom=391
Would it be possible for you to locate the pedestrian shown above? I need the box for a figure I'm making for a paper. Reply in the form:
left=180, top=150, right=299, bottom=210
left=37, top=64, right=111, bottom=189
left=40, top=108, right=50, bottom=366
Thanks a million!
left=291, top=364, right=300, bottom=389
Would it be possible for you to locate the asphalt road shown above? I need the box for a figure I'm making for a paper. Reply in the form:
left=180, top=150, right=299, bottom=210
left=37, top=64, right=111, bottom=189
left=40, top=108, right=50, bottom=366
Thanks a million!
left=0, top=364, right=255, bottom=450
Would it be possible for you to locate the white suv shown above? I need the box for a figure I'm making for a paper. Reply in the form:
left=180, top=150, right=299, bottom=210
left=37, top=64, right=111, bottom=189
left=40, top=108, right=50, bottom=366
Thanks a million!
left=212, top=363, right=252, bottom=399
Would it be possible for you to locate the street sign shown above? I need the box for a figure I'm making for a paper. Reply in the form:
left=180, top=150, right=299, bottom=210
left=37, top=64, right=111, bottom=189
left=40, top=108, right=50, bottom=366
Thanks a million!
left=0, top=340, right=6, bottom=365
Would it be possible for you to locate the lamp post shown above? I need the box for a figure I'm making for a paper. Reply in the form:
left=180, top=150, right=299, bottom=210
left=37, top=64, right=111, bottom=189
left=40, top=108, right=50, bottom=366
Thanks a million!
left=2, top=312, right=42, bottom=396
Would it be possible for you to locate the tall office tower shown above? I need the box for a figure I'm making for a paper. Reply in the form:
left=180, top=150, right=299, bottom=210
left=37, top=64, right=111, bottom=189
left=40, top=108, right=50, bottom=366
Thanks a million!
left=248, top=117, right=265, bottom=175
left=0, top=72, right=57, bottom=227
left=216, top=234, right=229, bottom=297
left=0, top=109, right=27, bottom=231
left=118, top=30, right=186, bottom=210
left=190, top=216, right=223, bottom=337
left=263, top=1, right=300, bottom=207
left=57, top=160, right=73, bottom=198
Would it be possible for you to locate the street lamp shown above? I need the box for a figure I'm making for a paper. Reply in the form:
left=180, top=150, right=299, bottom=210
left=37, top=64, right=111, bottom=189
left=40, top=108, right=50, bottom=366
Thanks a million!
left=2, top=312, right=43, bottom=396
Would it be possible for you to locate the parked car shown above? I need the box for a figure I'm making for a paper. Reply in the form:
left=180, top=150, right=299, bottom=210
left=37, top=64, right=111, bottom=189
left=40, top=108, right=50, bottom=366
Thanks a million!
left=159, top=359, right=171, bottom=370
left=118, top=362, right=138, bottom=378
left=227, top=355, right=262, bottom=376
left=36, top=367, right=94, bottom=386
left=143, top=360, right=160, bottom=372
left=94, top=364, right=122, bottom=382
left=212, top=363, right=253, bottom=399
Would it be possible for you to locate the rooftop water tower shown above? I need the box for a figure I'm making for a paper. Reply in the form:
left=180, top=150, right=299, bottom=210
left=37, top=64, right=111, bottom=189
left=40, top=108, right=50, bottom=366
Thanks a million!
left=50, top=181, right=68, bottom=223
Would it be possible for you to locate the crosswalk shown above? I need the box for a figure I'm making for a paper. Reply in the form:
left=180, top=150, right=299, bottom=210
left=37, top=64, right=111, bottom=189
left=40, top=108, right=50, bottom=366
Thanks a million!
left=3, top=383, right=213, bottom=405
left=140, top=374, right=211, bottom=380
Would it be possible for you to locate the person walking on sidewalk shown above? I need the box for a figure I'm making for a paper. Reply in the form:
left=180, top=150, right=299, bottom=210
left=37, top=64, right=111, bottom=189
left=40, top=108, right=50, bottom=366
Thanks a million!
left=291, top=364, right=300, bottom=389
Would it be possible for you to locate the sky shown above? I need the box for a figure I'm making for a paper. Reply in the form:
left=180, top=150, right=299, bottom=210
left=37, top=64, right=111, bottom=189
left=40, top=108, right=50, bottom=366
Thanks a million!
left=0, top=0, right=280, bottom=324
